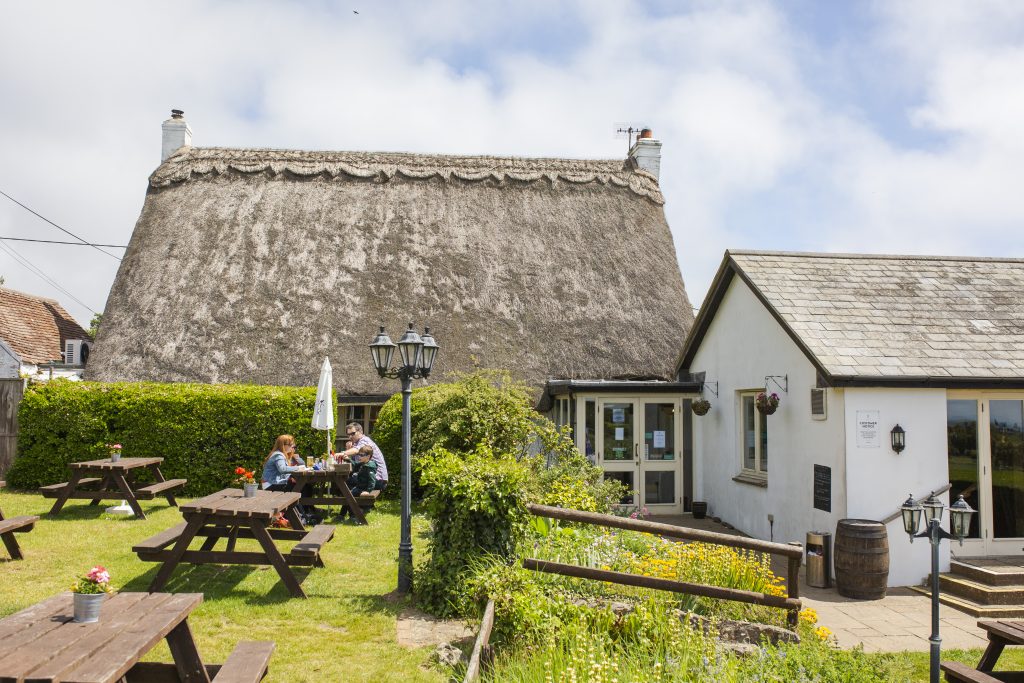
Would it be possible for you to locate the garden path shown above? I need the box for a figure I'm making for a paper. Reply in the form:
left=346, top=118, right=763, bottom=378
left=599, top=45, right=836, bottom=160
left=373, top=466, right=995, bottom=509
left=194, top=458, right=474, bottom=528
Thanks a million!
left=650, top=514, right=989, bottom=653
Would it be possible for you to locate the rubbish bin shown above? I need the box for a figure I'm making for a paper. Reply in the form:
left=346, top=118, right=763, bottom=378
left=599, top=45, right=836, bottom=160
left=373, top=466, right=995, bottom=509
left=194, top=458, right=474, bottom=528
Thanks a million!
left=806, top=531, right=831, bottom=588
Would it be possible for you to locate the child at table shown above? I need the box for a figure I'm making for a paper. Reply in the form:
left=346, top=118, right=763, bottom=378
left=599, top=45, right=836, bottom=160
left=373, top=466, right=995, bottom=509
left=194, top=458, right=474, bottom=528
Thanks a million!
left=349, top=445, right=378, bottom=496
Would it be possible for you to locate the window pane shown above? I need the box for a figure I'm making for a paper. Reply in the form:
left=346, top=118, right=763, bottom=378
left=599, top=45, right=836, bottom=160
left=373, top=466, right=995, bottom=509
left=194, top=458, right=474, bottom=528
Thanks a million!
left=644, top=403, right=675, bottom=460
left=947, top=399, right=980, bottom=538
left=605, top=471, right=635, bottom=505
left=644, top=471, right=675, bottom=504
left=603, top=402, right=634, bottom=461
left=585, top=400, right=596, bottom=464
left=759, top=410, right=768, bottom=472
left=991, top=400, right=1024, bottom=538
left=743, top=396, right=756, bottom=470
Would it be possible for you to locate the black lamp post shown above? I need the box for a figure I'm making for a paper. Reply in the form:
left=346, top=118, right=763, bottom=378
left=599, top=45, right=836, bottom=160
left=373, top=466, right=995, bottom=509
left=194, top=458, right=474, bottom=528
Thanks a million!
left=370, top=323, right=438, bottom=594
left=900, top=492, right=975, bottom=683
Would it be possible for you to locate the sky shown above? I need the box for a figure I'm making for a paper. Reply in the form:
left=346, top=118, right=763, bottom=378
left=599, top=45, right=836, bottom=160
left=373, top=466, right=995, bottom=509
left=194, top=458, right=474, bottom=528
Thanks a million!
left=2, top=0, right=1024, bottom=328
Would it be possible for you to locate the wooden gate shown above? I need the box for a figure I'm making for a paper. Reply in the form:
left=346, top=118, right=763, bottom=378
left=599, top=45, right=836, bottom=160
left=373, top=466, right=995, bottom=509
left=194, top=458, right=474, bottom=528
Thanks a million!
left=0, top=379, right=24, bottom=476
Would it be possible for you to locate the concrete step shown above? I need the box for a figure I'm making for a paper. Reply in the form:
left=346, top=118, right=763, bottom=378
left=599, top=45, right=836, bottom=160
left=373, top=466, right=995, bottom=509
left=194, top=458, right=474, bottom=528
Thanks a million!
left=950, top=559, right=1024, bottom=587
left=909, top=584, right=1024, bottom=618
left=937, top=574, right=1024, bottom=605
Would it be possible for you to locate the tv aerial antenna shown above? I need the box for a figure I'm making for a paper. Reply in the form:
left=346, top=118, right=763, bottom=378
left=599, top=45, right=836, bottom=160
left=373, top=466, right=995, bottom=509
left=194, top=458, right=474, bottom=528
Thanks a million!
left=614, top=123, right=648, bottom=155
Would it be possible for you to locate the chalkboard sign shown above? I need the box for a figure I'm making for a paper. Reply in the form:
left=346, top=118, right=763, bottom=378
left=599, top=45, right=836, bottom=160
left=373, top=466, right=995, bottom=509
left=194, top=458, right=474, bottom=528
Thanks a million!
left=813, top=464, right=831, bottom=512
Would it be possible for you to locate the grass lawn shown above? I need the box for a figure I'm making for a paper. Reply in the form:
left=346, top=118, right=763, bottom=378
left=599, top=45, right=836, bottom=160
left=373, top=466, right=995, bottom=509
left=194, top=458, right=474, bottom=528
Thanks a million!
left=0, top=490, right=449, bottom=683
left=875, top=647, right=1024, bottom=681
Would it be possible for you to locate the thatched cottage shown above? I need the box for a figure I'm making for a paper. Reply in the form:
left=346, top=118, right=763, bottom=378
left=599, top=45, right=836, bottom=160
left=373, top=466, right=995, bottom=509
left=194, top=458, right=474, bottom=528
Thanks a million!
left=87, top=112, right=695, bottom=433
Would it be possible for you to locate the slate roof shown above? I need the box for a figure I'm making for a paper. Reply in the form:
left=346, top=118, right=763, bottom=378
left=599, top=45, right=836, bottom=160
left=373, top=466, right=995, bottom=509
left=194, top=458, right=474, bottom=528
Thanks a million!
left=0, top=287, right=90, bottom=365
left=679, top=251, right=1024, bottom=386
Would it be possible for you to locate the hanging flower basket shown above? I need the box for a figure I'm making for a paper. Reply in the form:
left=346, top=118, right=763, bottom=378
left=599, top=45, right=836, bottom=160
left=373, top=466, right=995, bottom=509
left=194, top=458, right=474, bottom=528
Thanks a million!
left=756, top=392, right=780, bottom=415
left=691, top=398, right=712, bottom=416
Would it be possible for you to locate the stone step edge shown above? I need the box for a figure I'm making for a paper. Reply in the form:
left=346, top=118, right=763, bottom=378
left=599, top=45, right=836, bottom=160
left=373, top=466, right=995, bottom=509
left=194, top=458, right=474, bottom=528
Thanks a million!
left=950, top=560, right=1024, bottom=587
left=934, top=574, right=1024, bottom=605
left=908, top=585, right=1024, bottom=618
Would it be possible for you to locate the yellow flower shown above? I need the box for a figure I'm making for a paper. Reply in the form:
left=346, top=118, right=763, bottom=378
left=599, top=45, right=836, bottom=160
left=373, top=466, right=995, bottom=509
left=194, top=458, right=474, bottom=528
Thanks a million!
left=815, top=625, right=833, bottom=641
left=799, top=607, right=818, bottom=624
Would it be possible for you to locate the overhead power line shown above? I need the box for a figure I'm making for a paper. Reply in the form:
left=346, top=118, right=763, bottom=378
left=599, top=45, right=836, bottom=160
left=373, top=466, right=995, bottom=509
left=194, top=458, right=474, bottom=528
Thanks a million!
left=0, top=239, right=98, bottom=313
left=0, top=235, right=128, bottom=248
left=0, top=189, right=122, bottom=261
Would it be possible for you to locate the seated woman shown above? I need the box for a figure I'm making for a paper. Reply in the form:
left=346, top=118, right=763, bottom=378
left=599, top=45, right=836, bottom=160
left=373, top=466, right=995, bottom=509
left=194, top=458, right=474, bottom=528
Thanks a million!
left=262, top=435, right=305, bottom=492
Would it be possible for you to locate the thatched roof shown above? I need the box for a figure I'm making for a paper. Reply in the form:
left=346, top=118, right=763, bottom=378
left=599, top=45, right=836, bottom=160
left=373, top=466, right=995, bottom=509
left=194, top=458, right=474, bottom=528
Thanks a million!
left=87, top=146, right=694, bottom=394
left=0, top=286, right=89, bottom=364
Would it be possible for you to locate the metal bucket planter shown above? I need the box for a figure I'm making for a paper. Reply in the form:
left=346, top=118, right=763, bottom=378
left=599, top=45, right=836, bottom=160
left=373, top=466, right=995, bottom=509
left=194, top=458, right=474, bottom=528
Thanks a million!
left=110, top=452, right=121, bottom=463
left=73, top=593, right=105, bottom=623
left=243, top=483, right=259, bottom=498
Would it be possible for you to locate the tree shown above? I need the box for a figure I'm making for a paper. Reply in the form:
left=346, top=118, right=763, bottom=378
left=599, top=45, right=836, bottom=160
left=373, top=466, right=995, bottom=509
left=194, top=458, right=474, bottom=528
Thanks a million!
left=88, top=313, right=102, bottom=340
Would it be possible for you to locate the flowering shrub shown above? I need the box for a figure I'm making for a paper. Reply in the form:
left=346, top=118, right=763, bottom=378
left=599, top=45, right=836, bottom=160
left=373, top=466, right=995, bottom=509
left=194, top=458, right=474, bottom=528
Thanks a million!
left=756, top=392, right=780, bottom=415
left=234, top=467, right=256, bottom=486
left=72, top=565, right=113, bottom=595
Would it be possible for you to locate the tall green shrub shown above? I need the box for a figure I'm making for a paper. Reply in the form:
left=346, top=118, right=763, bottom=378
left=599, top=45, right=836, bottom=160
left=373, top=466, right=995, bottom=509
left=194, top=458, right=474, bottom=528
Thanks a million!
left=8, top=380, right=331, bottom=496
left=415, top=445, right=531, bottom=617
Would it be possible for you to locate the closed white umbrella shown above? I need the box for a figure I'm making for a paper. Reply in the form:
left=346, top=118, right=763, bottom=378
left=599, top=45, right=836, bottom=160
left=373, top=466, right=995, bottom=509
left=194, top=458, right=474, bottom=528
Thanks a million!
left=312, top=356, right=335, bottom=457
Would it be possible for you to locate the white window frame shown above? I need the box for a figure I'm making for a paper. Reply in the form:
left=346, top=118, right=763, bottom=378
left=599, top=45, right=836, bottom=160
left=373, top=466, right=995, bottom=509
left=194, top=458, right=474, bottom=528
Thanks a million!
left=738, top=390, right=768, bottom=480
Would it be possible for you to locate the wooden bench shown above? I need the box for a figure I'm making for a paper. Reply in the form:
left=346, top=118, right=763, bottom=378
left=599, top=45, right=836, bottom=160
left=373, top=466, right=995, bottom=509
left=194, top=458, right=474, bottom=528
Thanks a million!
left=290, top=524, right=335, bottom=564
left=39, top=478, right=103, bottom=496
left=0, top=481, right=37, bottom=560
left=940, top=661, right=1002, bottom=682
left=357, top=490, right=381, bottom=509
left=135, top=478, right=187, bottom=499
left=212, top=640, right=275, bottom=682
left=133, top=522, right=189, bottom=553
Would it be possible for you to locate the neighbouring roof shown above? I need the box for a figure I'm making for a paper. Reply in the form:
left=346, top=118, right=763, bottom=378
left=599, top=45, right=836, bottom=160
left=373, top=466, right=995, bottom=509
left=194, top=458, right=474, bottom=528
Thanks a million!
left=87, top=146, right=694, bottom=392
left=678, top=250, right=1024, bottom=388
left=0, top=287, right=90, bottom=365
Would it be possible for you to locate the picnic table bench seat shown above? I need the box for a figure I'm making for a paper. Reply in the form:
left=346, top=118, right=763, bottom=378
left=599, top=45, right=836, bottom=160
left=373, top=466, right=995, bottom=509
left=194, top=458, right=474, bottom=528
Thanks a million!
left=134, top=478, right=187, bottom=499
left=133, top=522, right=189, bottom=553
left=0, top=515, right=38, bottom=535
left=290, top=524, right=335, bottom=558
left=212, top=640, right=276, bottom=682
left=356, top=490, right=381, bottom=508
left=941, top=661, right=1003, bottom=683
left=39, top=478, right=103, bottom=496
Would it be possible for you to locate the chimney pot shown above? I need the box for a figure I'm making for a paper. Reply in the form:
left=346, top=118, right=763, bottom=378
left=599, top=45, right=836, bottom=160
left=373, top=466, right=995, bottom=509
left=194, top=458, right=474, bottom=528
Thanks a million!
left=628, top=130, right=662, bottom=182
left=161, top=109, right=192, bottom=162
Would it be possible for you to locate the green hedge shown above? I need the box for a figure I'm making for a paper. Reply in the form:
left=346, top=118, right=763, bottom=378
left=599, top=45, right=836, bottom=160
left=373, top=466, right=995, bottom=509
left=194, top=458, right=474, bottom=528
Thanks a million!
left=7, top=380, right=335, bottom=497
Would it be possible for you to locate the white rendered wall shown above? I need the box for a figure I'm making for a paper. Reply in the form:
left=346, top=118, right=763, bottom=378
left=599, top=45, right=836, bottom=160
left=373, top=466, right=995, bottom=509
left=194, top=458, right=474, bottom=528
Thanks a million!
left=689, top=278, right=847, bottom=551
left=843, top=387, right=949, bottom=586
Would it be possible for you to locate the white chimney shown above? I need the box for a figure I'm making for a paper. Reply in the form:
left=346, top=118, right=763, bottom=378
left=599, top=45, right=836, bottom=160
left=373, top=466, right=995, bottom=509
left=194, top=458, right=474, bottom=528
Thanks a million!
left=628, top=128, right=662, bottom=182
left=161, top=109, right=192, bottom=162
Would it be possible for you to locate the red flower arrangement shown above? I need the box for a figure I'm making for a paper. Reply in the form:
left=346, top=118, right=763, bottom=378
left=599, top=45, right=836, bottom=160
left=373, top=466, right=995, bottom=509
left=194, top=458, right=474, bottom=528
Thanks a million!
left=234, top=467, right=256, bottom=486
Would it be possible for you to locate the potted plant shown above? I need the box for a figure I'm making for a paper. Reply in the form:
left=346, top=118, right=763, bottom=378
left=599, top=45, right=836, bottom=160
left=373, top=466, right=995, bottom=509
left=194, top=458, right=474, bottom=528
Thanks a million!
left=756, top=392, right=780, bottom=415
left=692, top=398, right=711, bottom=416
left=107, top=443, right=123, bottom=462
left=72, top=565, right=113, bottom=622
left=235, top=467, right=258, bottom=497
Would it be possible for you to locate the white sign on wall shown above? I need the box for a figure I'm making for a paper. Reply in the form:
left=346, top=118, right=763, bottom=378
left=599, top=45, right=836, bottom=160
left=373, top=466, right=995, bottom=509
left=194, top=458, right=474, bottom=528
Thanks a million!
left=856, top=410, right=881, bottom=448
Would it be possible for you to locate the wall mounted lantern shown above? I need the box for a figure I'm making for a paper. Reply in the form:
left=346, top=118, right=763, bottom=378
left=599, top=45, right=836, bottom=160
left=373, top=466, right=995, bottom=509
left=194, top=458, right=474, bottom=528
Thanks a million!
left=891, top=424, right=906, bottom=454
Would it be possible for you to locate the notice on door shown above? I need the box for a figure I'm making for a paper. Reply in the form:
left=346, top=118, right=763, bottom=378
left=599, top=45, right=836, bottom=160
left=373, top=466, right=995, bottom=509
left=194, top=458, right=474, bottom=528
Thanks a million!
left=614, top=427, right=625, bottom=441
left=813, top=464, right=831, bottom=512
left=856, top=410, right=880, bottom=448
left=612, top=408, right=625, bottom=424
left=653, top=431, right=666, bottom=448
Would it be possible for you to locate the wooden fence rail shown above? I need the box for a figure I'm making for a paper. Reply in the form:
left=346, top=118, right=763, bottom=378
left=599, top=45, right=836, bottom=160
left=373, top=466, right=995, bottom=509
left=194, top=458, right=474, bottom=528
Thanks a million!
left=463, top=599, right=495, bottom=683
left=525, top=503, right=803, bottom=624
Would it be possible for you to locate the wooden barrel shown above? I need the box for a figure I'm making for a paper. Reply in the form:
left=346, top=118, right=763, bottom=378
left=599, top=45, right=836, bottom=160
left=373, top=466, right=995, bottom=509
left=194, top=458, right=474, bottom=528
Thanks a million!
left=834, top=519, right=889, bottom=599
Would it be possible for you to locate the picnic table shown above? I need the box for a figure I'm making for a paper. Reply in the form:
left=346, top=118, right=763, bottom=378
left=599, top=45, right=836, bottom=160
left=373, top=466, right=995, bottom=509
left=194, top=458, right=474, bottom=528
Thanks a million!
left=0, top=480, right=38, bottom=560
left=41, top=457, right=187, bottom=520
left=287, top=463, right=376, bottom=524
left=134, top=488, right=334, bottom=599
left=0, top=591, right=274, bottom=682
left=942, top=619, right=1024, bottom=682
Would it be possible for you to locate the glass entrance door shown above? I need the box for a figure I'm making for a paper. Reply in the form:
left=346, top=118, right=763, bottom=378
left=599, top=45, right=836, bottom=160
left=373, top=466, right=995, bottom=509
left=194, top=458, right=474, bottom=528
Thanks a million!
left=596, top=398, right=684, bottom=514
left=948, top=395, right=1024, bottom=556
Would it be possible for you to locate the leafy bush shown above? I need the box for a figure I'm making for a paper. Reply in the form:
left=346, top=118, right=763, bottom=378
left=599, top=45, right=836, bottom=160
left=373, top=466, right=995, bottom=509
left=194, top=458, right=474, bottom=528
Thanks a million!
left=415, top=445, right=531, bottom=616
left=8, top=379, right=331, bottom=496
left=373, top=371, right=624, bottom=506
